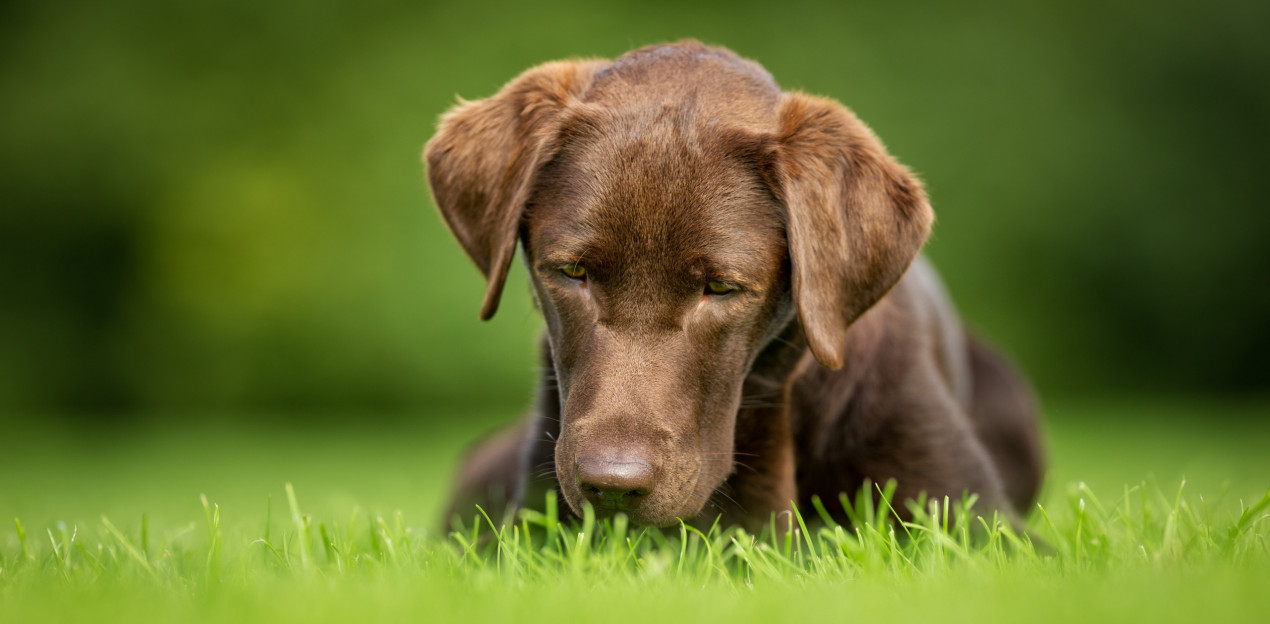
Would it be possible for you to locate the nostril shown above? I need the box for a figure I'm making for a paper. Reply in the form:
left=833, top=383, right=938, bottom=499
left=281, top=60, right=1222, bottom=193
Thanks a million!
left=575, top=453, right=657, bottom=508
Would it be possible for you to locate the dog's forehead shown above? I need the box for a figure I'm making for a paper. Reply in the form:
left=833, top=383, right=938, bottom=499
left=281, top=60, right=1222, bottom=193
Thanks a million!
left=526, top=43, right=789, bottom=281
left=529, top=124, right=783, bottom=281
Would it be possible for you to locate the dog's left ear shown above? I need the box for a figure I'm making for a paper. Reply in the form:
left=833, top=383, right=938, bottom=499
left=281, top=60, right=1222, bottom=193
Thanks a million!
left=425, top=59, right=607, bottom=320
left=766, top=93, right=934, bottom=369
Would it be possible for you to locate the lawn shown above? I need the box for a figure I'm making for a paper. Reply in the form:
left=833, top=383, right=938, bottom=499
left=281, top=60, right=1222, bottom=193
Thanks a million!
left=2, top=398, right=1268, bottom=623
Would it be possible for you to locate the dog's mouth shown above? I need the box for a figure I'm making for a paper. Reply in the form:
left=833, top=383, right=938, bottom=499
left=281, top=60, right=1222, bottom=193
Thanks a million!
left=580, top=483, right=702, bottom=528
left=555, top=451, right=737, bottom=527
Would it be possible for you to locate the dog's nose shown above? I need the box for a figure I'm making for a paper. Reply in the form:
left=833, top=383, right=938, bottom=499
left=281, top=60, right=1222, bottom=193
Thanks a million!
left=576, top=453, right=656, bottom=511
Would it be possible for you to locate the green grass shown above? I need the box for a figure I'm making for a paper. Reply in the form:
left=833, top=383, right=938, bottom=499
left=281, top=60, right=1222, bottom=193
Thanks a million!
left=2, top=399, right=1269, bottom=623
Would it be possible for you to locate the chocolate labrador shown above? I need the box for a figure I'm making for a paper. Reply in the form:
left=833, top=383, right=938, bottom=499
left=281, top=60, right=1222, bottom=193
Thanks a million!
left=425, top=41, right=1043, bottom=531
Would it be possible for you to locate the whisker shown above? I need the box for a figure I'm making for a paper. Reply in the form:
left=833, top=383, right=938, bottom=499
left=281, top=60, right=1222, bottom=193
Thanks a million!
left=705, top=484, right=742, bottom=513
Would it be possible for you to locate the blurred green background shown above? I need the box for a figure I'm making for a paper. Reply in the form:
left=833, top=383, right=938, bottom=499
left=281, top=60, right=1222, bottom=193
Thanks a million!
left=2, top=0, right=1269, bottom=420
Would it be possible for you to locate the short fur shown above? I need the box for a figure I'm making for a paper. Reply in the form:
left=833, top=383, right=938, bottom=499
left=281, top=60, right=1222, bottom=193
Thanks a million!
left=426, top=41, right=1043, bottom=530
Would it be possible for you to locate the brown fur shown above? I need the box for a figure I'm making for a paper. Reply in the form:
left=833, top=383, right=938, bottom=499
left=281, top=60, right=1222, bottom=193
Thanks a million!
left=425, top=41, right=1044, bottom=530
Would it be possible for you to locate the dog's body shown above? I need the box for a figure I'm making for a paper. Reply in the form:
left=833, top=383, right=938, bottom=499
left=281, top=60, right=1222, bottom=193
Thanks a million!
left=426, top=41, right=1043, bottom=530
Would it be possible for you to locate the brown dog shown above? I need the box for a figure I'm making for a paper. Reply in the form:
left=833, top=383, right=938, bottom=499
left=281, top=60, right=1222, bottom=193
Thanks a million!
left=425, top=41, right=1043, bottom=530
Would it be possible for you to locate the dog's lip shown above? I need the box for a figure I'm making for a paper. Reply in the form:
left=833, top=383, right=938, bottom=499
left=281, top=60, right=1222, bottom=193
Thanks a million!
left=559, top=471, right=705, bottom=527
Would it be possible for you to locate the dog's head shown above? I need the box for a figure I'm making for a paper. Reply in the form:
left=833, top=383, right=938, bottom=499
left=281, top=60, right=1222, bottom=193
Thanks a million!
left=425, top=42, right=932, bottom=526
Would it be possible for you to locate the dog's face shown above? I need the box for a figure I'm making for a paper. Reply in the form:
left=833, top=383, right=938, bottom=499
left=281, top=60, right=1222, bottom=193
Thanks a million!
left=425, top=42, right=933, bottom=526
left=522, top=120, right=794, bottom=525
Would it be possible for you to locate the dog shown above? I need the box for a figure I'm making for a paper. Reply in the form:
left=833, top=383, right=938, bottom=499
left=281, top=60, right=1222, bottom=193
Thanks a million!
left=425, top=41, right=1044, bottom=531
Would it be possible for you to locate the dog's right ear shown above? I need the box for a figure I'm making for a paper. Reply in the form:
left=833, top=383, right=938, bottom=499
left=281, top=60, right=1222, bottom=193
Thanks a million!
left=425, top=59, right=607, bottom=320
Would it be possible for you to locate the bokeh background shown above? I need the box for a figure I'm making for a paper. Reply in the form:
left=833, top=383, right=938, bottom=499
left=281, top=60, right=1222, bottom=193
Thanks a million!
left=2, top=0, right=1268, bottom=529
left=4, top=0, right=1270, bottom=415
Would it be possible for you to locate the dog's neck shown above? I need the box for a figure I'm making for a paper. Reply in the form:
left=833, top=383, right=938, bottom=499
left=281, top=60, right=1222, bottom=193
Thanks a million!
left=719, top=306, right=889, bottom=530
left=713, top=315, right=812, bottom=530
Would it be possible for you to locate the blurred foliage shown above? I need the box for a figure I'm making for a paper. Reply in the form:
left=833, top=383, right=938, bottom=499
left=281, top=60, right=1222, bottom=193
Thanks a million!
left=1, top=0, right=1268, bottom=416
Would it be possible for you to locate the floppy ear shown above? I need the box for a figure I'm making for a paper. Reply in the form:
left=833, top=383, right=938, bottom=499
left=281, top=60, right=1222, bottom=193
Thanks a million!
left=769, top=93, right=934, bottom=369
left=424, top=59, right=607, bottom=320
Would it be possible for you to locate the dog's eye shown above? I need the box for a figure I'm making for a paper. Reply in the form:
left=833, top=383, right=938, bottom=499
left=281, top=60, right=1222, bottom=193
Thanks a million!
left=706, top=280, right=735, bottom=295
left=561, top=264, right=587, bottom=280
